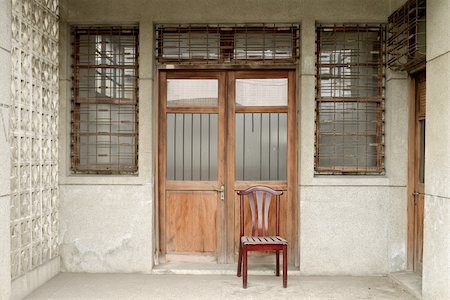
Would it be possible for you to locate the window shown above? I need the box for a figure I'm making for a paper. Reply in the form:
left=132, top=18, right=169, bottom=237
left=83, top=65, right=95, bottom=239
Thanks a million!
left=155, top=24, right=299, bottom=65
left=387, top=0, right=426, bottom=72
left=71, top=26, right=139, bottom=174
left=315, top=24, right=385, bottom=174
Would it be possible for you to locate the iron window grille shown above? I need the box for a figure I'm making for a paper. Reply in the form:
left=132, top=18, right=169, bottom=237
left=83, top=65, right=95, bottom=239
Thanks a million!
left=155, top=23, right=300, bottom=65
left=71, top=26, right=139, bottom=174
left=387, top=0, right=426, bottom=72
left=315, top=24, right=386, bottom=175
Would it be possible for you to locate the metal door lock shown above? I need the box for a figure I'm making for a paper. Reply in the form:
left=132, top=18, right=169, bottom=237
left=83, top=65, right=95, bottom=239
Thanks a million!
left=219, top=185, right=225, bottom=201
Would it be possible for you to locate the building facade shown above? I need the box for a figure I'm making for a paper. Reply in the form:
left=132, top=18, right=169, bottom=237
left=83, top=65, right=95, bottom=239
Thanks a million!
left=0, top=0, right=448, bottom=299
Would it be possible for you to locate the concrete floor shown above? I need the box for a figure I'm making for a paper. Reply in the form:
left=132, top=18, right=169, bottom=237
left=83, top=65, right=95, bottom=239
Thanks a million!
left=25, top=273, right=417, bottom=300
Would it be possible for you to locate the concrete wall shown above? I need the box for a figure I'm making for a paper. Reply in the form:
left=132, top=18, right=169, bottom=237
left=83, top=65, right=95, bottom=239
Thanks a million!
left=0, top=0, right=11, bottom=297
left=422, top=0, right=450, bottom=299
left=60, top=0, right=409, bottom=275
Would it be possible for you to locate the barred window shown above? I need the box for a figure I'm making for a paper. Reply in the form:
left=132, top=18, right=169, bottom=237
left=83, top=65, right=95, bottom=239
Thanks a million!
left=387, top=0, right=426, bottom=72
left=71, top=26, right=139, bottom=174
left=155, top=24, right=299, bottom=65
left=315, top=24, right=385, bottom=174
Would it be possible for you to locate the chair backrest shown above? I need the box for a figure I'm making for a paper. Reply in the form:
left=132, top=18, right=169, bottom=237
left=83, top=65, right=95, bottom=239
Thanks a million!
left=237, top=186, right=283, bottom=237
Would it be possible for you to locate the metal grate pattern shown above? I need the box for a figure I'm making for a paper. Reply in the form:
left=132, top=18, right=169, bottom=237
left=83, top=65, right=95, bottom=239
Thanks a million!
left=166, top=113, right=218, bottom=181
left=235, top=113, right=287, bottom=181
left=155, top=24, right=299, bottom=65
left=71, top=26, right=139, bottom=174
left=315, top=24, right=385, bottom=174
left=387, top=0, right=426, bottom=72
left=10, top=0, right=60, bottom=279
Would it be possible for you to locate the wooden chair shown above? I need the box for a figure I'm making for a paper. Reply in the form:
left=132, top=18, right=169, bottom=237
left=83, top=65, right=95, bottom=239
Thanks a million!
left=237, top=186, right=287, bottom=288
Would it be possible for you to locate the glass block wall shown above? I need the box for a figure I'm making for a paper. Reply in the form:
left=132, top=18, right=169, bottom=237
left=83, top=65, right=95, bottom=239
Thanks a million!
left=10, top=0, right=59, bottom=279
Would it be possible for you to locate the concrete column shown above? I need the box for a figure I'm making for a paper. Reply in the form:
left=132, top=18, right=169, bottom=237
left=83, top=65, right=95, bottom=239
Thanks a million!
left=422, top=1, right=450, bottom=299
left=0, top=0, right=12, bottom=298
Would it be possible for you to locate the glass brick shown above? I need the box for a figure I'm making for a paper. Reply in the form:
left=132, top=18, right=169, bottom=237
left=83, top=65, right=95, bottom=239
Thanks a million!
left=21, top=220, right=32, bottom=246
left=32, top=242, right=42, bottom=268
left=20, top=246, right=31, bottom=274
left=20, top=193, right=31, bottom=219
left=11, top=251, right=20, bottom=279
left=20, top=165, right=31, bottom=188
left=32, top=190, right=42, bottom=216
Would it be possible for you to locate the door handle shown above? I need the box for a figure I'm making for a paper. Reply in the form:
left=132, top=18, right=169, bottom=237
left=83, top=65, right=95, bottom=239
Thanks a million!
left=412, top=192, right=419, bottom=205
left=219, top=185, right=225, bottom=201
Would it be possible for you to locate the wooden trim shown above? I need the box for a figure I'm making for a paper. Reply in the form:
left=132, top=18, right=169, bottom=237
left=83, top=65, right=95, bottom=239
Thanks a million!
left=166, top=181, right=221, bottom=191
left=157, top=64, right=297, bottom=70
left=165, top=71, right=224, bottom=79
left=406, top=76, right=415, bottom=271
left=153, top=69, right=160, bottom=264
left=287, top=70, right=299, bottom=267
left=217, top=71, right=227, bottom=263
left=234, top=181, right=287, bottom=191
left=226, top=71, right=237, bottom=263
left=158, top=71, right=168, bottom=258
left=235, top=106, right=288, bottom=113
left=233, top=70, right=290, bottom=79
left=165, top=107, right=219, bottom=113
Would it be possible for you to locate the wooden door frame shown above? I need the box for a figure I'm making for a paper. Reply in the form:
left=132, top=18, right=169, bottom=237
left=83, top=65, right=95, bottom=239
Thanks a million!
left=157, top=69, right=298, bottom=266
left=225, top=70, right=298, bottom=265
left=158, top=70, right=227, bottom=262
left=406, top=70, right=425, bottom=272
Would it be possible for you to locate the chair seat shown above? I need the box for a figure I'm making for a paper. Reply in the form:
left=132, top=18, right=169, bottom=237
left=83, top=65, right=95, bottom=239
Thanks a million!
left=241, top=236, right=288, bottom=245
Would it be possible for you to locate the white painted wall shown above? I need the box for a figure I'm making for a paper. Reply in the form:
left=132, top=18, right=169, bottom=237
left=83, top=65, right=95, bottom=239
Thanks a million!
left=0, top=0, right=11, bottom=297
left=60, top=0, right=409, bottom=275
left=422, top=1, right=450, bottom=299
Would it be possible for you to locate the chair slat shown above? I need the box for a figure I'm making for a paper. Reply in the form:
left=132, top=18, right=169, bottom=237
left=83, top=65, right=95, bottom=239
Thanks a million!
left=255, top=191, right=264, bottom=235
left=248, top=193, right=257, bottom=236
left=263, top=194, right=272, bottom=236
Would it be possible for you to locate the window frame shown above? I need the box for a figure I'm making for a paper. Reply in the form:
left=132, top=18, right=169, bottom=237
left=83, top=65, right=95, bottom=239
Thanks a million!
left=314, top=24, right=386, bottom=175
left=71, top=26, right=139, bottom=175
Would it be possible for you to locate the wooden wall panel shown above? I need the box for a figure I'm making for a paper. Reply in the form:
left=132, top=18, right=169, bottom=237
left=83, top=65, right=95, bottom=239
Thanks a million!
left=166, top=191, right=217, bottom=253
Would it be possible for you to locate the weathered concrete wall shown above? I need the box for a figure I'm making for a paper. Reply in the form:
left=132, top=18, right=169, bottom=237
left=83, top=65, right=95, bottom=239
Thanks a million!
left=422, top=1, right=450, bottom=299
left=60, top=0, right=409, bottom=275
left=59, top=185, right=153, bottom=272
left=0, top=0, right=11, bottom=297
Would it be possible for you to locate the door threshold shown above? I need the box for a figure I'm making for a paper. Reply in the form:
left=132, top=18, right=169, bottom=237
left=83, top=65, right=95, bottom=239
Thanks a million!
left=152, top=262, right=301, bottom=276
left=389, top=271, right=422, bottom=299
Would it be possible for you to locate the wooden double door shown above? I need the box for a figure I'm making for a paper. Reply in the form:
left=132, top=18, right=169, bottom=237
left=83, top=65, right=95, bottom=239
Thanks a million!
left=158, top=70, right=297, bottom=264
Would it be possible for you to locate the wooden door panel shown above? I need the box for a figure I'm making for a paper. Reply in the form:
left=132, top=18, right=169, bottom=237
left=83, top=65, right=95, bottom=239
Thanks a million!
left=415, top=192, right=424, bottom=272
left=166, top=191, right=217, bottom=253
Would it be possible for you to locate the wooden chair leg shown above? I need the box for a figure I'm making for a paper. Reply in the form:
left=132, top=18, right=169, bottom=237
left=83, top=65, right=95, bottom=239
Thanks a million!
left=275, top=250, right=280, bottom=276
left=237, top=243, right=242, bottom=277
left=282, top=246, right=287, bottom=288
left=243, top=246, right=248, bottom=289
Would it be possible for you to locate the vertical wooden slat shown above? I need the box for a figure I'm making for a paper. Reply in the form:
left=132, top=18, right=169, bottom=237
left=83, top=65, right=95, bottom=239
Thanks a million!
left=406, top=76, right=416, bottom=271
left=158, top=71, right=167, bottom=260
left=287, top=70, right=298, bottom=266
left=217, top=71, right=226, bottom=263
left=226, top=71, right=236, bottom=263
